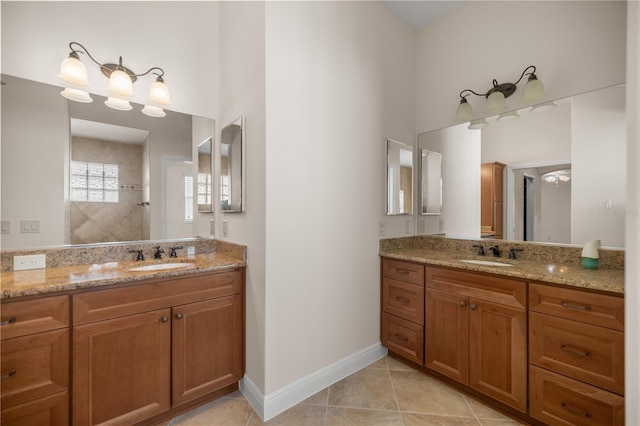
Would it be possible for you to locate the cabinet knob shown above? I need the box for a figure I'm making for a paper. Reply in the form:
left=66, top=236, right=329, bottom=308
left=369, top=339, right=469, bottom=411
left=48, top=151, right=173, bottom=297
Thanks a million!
left=160, top=316, right=169, bottom=323
left=176, top=313, right=184, bottom=319
left=459, top=301, right=467, bottom=307
left=470, top=304, right=477, bottom=311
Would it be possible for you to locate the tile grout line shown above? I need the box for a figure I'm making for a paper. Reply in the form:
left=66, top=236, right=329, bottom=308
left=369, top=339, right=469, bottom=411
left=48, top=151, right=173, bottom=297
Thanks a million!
left=461, top=394, right=484, bottom=425
left=384, top=357, right=405, bottom=425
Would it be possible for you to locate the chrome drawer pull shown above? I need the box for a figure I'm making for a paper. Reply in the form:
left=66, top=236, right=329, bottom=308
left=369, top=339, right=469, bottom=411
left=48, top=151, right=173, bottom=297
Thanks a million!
left=1, top=370, right=16, bottom=380
left=561, top=402, right=592, bottom=418
left=0, top=317, right=16, bottom=326
left=395, top=297, right=410, bottom=304
left=394, top=333, right=409, bottom=342
left=395, top=269, right=410, bottom=275
left=561, top=344, right=592, bottom=357
left=560, top=301, right=592, bottom=311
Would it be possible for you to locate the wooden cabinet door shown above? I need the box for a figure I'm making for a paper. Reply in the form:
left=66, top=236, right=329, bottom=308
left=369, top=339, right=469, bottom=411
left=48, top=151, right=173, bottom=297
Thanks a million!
left=172, top=295, right=243, bottom=406
left=425, top=289, right=469, bottom=385
left=0, top=391, right=68, bottom=426
left=73, top=309, right=171, bottom=426
left=469, top=299, right=527, bottom=412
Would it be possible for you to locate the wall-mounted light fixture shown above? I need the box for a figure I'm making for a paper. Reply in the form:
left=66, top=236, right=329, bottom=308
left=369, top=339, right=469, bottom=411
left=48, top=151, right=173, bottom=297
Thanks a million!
left=455, top=65, right=548, bottom=129
left=58, top=42, right=171, bottom=118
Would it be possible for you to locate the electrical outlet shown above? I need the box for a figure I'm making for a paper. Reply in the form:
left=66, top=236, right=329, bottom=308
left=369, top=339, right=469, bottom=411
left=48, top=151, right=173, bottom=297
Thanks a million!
left=1, top=221, right=10, bottom=234
left=405, top=220, right=411, bottom=235
left=20, top=220, right=40, bottom=233
left=14, top=254, right=46, bottom=271
left=378, top=221, right=385, bottom=236
left=439, top=219, right=444, bottom=232
left=210, top=219, right=215, bottom=235
left=223, top=221, right=228, bottom=237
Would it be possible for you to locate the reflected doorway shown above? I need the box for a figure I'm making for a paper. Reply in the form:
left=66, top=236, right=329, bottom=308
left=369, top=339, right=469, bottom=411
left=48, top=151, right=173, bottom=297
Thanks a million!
left=523, top=174, right=535, bottom=241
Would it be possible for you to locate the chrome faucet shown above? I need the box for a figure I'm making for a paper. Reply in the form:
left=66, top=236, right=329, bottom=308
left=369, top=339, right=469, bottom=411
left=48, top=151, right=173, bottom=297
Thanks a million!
left=489, top=245, right=501, bottom=257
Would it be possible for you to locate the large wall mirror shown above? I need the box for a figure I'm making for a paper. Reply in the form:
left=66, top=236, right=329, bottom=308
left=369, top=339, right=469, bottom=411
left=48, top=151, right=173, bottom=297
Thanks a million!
left=0, top=74, right=215, bottom=249
left=417, top=84, right=626, bottom=248
left=386, top=138, right=413, bottom=215
left=220, top=117, right=245, bottom=213
left=197, top=138, right=213, bottom=213
left=420, top=149, right=442, bottom=215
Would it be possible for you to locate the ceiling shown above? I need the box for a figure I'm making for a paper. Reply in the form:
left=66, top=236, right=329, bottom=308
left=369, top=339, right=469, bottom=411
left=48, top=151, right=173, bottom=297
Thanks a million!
left=380, top=1, right=464, bottom=29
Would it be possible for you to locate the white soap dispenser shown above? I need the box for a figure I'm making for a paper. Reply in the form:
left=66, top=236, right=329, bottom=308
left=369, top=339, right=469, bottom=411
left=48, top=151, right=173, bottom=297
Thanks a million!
left=581, top=240, right=601, bottom=269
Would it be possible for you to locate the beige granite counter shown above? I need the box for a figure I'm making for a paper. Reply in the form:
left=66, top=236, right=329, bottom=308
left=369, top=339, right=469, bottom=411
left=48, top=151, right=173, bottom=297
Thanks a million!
left=0, top=240, right=246, bottom=299
left=380, top=236, right=624, bottom=295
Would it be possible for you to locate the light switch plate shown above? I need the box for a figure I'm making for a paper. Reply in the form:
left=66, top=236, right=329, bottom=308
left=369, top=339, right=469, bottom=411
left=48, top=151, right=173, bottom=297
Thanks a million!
left=14, top=254, right=46, bottom=271
left=1, top=221, right=10, bottom=234
left=20, top=220, right=40, bottom=233
left=222, top=221, right=228, bottom=237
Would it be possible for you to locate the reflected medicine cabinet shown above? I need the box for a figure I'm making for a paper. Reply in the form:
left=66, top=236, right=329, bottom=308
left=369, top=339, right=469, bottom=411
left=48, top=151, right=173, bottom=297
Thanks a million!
left=421, top=149, right=442, bottom=215
left=197, top=137, right=213, bottom=213
left=386, top=138, right=413, bottom=215
left=220, top=117, right=245, bottom=213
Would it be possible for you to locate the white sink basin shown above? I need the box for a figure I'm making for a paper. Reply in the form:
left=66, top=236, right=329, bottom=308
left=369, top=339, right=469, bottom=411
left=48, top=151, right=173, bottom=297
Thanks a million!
left=129, top=262, right=194, bottom=272
left=459, top=259, right=513, bottom=267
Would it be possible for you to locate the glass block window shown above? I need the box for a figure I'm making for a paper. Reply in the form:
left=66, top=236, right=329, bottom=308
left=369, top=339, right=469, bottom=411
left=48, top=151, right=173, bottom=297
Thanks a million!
left=184, top=175, right=194, bottom=223
left=71, top=161, right=119, bottom=203
left=198, top=173, right=212, bottom=205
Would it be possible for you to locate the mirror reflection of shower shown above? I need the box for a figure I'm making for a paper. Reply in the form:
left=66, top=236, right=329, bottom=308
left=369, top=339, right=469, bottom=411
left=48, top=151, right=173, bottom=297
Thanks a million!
left=69, top=119, right=150, bottom=244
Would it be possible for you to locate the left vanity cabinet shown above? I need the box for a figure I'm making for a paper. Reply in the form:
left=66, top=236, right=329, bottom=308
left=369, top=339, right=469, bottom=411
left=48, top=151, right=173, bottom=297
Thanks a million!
left=0, top=296, right=70, bottom=425
left=72, top=269, right=244, bottom=426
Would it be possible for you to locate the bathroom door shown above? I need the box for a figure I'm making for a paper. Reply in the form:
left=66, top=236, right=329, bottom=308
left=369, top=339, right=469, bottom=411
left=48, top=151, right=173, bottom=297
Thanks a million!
left=523, top=175, right=535, bottom=241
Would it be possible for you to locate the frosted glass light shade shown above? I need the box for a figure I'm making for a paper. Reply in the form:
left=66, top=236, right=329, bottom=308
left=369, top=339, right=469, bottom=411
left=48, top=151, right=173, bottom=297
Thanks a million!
left=105, top=97, right=132, bottom=111
left=107, top=70, right=134, bottom=98
left=487, top=91, right=507, bottom=113
left=60, top=88, right=93, bottom=103
left=58, top=55, right=89, bottom=87
left=142, top=105, right=166, bottom=118
left=523, top=77, right=544, bottom=103
left=149, top=79, right=171, bottom=106
left=455, top=100, right=475, bottom=123
left=468, top=118, right=488, bottom=130
left=497, top=110, right=520, bottom=122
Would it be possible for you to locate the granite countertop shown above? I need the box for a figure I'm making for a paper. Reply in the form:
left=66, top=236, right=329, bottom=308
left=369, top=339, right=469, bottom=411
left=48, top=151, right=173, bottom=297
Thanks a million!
left=380, top=247, right=624, bottom=295
left=0, top=251, right=246, bottom=299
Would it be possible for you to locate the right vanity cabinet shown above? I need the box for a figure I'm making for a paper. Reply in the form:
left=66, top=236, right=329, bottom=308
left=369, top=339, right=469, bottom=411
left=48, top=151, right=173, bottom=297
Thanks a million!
left=425, top=266, right=527, bottom=412
left=528, top=283, right=625, bottom=425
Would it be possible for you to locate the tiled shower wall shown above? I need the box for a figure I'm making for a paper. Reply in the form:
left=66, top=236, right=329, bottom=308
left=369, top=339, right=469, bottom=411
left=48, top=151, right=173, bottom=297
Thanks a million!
left=70, top=137, right=145, bottom=244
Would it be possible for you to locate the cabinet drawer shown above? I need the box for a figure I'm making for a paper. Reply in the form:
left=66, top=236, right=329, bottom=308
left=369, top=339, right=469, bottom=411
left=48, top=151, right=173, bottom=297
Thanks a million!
left=529, top=312, right=624, bottom=395
left=529, top=365, right=624, bottom=426
left=0, top=296, right=69, bottom=340
left=1, top=329, right=69, bottom=408
left=382, top=258, right=424, bottom=286
left=426, top=267, right=525, bottom=308
left=0, top=390, right=68, bottom=426
left=529, top=283, right=624, bottom=331
left=382, top=279, right=424, bottom=324
left=381, top=313, right=423, bottom=365
left=74, top=270, right=242, bottom=324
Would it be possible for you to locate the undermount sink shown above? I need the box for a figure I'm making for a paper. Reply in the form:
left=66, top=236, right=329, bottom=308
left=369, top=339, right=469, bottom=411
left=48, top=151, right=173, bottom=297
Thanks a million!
left=459, top=259, right=513, bottom=267
left=129, top=262, right=194, bottom=272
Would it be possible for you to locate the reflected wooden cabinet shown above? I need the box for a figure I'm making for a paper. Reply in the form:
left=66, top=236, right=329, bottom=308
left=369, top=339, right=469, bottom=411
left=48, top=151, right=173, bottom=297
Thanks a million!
left=481, top=162, right=505, bottom=239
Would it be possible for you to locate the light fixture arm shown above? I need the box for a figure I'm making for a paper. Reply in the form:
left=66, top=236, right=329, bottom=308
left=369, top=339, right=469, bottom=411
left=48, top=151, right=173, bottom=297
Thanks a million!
left=66, top=41, right=165, bottom=83
left=457, top=65, right=538, bottom=101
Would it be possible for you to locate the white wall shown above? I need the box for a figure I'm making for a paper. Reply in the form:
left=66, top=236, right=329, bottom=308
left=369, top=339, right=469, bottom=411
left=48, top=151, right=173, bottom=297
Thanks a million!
left=0, top=1, right=219, bottom=119
left=625, top=3, right=640, bottom=422
left=540, top=178, right=571, bottom=244
left=1, top=74, right=70, bottom=248
left=218, top=0, right=267, bottom=393
left=571, top=85, right=626, bottom=247
left=416, top=1, right=627, bottom=133
left=264, top=0, right=415, bottom=394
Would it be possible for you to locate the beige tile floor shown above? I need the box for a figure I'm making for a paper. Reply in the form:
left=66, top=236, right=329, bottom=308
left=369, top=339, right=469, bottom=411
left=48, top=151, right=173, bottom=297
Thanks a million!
left=164, top=356, right=525, bottom=426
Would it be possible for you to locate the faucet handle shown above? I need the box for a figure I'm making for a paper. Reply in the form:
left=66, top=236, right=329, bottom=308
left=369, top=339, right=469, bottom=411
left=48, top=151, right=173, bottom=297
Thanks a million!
left=169, top=246, right=184, bottom=258
left=472, top=244, right=485, bottom=256
left=489, top=245, right=501, bottom=257
left=129, top=249, right=144, bottom=261
left=154, top=246, right=164, bottom=259
left=508, top=247, right=523, bottom=259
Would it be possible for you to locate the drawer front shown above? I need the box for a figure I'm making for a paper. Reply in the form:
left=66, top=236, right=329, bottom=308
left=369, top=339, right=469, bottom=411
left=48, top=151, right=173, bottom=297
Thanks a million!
left=529, top=283, right=624, bottom=331
left=1, top=329, right=69, bottom=408
left=382, top=279, right=424, bottom=325
left=426, top=267, right=526, bottom=308
left=382, top=258, right=424, bottom=286
left=1, top=391, right=68, bottom=426
left=0, top=296, right=69, bottom=340
left=74, top=270, right=243, bottom=324
left=529, top=312, right=624, bottom=394
left=529, top=365, right=624, bottom=426
left=381, top=313, right=423, bottom=365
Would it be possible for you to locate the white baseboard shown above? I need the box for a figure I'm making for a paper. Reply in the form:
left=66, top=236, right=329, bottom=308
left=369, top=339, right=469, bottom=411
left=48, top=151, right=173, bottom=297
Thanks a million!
left=239, top=342, right=387, bottom=421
